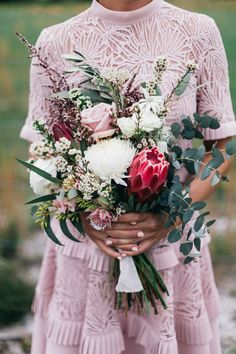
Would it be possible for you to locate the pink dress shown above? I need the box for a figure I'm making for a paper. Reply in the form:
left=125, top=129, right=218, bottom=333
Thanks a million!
left=20, top=1, right=236, bottom=353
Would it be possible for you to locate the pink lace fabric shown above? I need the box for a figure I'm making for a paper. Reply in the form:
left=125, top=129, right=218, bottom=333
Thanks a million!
left=20, top=1, right=236, bottom=353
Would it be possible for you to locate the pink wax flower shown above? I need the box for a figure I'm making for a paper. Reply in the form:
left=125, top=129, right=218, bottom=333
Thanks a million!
left=88, top=208, right=113, bottom=230
left=81, top=103, right=116, bottom=140
left=128, top=147, right=169, bottom=203
left=53, top=198, right=76, bottom=213
left=52, top=122, right=73, bottom=141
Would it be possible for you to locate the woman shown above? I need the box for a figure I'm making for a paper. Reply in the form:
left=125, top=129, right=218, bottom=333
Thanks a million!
left=20, top=0, right=236, bottom=353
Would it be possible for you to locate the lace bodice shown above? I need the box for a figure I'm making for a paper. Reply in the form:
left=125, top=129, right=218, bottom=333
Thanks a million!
left=20, top=0, right=236, bottom=142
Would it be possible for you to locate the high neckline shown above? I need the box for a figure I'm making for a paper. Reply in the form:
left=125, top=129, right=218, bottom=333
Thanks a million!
left=90, top=0, right=161, bottom=26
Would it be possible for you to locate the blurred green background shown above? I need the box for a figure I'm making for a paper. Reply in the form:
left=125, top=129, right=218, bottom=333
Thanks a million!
left=0, top=0, right=236, bottom=352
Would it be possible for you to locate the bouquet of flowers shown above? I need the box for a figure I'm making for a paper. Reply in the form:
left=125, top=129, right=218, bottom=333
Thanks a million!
left=17, top=33, right=236, bottom=315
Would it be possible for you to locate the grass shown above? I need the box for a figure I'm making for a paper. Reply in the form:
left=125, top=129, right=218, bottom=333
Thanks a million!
left=0, top=0, right=236, bottom=239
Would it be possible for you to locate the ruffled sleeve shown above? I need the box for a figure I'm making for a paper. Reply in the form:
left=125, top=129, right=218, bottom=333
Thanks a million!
left=20, top=29, right=53, bottom=142
left=197, top=17, right=236, bottom=140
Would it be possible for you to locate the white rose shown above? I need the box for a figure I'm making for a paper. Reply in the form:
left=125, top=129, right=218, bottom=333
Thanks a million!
left=29, top=158, right=58, bottom=196
left=139, top=110, right=163, bottom=132
left=117, top=116, right=137, bottom=138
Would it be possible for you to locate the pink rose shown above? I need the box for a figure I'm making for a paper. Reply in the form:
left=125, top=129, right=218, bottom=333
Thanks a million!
left=87, top=208, right=112, bottom=230
left=52, top=198, right=76, bottom=213
left=81, top=103, right=116, bottom=140
left=128, top=147, right=170, bottom=203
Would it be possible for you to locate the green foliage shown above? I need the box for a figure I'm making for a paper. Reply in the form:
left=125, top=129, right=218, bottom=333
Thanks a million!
left=0, top=261, right=34, bottom=326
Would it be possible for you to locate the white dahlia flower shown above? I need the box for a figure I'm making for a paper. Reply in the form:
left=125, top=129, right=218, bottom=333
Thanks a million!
left=84, top=138, right=136, bottom=185
left=29, top=158, right=58, bottom=196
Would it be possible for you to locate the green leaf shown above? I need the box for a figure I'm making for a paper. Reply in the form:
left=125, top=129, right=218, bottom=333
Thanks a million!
left=194, top=216, right=204, bottom=232
left=62, top=53, right=85, bottom=62
left=187, top=227, right=192, bottom=240
left=181, top=129, right=196, bottom=140
left=16, top=159, right=60, bottom=184
left=184, top=256, right=194, bottom=264
left=210, top=148, right=225, bottom=169
left=180, top=241, right=193, bottom=256
left=167, top=229, right=182, bottom=243
left=59, top=219, right=81, bottom=243
left=26, top=194, right=57, bottom=205
left=182, top=117, right=194, bottom=130
left=183, top=209, right=194, bottom=224
left=175, top=72, right=191, bottom=96
left=201, top=166, right=211, bottom=180
left=70, top=215, right=85, bottom=235
left=44, top=216, right=64, bottom=246
left=201, top=115, right=211, bottom=128
left=193, top=113, right=202, bottom=124
left=31, top=205, right=38, bottom=216
left=140, top=203, right=149, bottom=212
left=128, top=194, right=135, bottom=211
left=211, top=173, right=221, bottom=187
left=173, top=160, right=181, bottom=169
left=135, top=203, right=142, bottom=212
left=226, top=140, right=236, bottom=156
left=191, top=201, right=206, bottom=210
left=209, top=117, right=220, bottom=129
left=171, top=122, right=181, bottom=138
left=194, top=161, right=201, bottom=175
left=80, top=139, right=87, bottom=157
left=206, top=219, right=216, bottom=228
left=194, top=237, right=201, bottom=252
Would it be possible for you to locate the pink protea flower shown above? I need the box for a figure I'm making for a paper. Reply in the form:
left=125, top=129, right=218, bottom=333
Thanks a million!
left=128, top=147, right=169, bottom=203
left=52, top=122, right=73, bottom=141
left=88, top=208, right=112, bottom=231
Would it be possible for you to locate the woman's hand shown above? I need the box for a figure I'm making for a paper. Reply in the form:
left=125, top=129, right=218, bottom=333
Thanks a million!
left=80, top=213, right=122, bottom=259
left=106, top=212, right=170, bottom=256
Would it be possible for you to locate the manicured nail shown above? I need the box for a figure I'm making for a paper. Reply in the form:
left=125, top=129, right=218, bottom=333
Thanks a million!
left=117, top=256, right=122, bottom=261
left=122, top=253, right=127, bottom=258
left=131, top=246, right=139, bottom=252
left=130, top=221, right=137, bottom=225
left=137, top=231, right=144, bottom=238
left=106, top=239, right=113, bottom=245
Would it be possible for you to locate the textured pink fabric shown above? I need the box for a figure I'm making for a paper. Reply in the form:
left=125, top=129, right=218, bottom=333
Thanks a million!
left=20, top=0, right=236, bottom=353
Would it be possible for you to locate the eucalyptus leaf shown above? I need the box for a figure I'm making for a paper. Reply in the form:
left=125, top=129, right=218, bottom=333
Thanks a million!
left=226, top=140, right=236, bottom=156
left=211, top=173, right=221, bottom=187
left=184, top=256, right=194, bottom=264
left=201, top=166, right=211, bottom=180
left=180, top=241, right=193, bottom=256
left=175, top=72, right=191, bottom=96
left=70, top=215, right=85, bottom=236
left=128, top=194, right=135, bottom=211
left=183, top=209, right=194, bottom=224
left=194, top=216, right=204, bottom=232
left=167, top=228, right=182, bottom=243
left=171, top=122, right=181, bottom=138
left=194, top=237, right=201, bottom=252
left=206, top=219, right=216, bottom=228
left=191, top=201, right=206, bottom=211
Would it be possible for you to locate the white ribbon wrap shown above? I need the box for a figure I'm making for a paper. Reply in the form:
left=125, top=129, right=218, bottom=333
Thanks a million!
left=115, top=256, right=144, bottom=293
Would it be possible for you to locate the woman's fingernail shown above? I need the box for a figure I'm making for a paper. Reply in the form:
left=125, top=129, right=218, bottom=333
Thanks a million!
left=122, top=253, right=127, bottom=258
left=131, top=246, right=139, bottom=252
left=130, top=221, right=137, bottom=225
left=117, top=256, right=122, bottom=261
left=137, top=231, right=144, bottom=238
left=106, top=239, right=113, bottom=245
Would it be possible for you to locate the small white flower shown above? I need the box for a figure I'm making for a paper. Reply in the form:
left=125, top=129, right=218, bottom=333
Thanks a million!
left=55, top=156, right=68, bottom=173
left=101, top=68, right=129, bottom=86
left=84, top=138, right=136, bottom=186
left=55, top=137, right=71, bottom=153
left=117, top=115, right=137, bottom=138
left=29, top=158, right=58, bottom=196
left=68, top=148, right=79, bottom=155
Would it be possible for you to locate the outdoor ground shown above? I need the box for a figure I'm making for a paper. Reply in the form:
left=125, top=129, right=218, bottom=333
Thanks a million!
left=0, top=0, right=236, bottom=353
